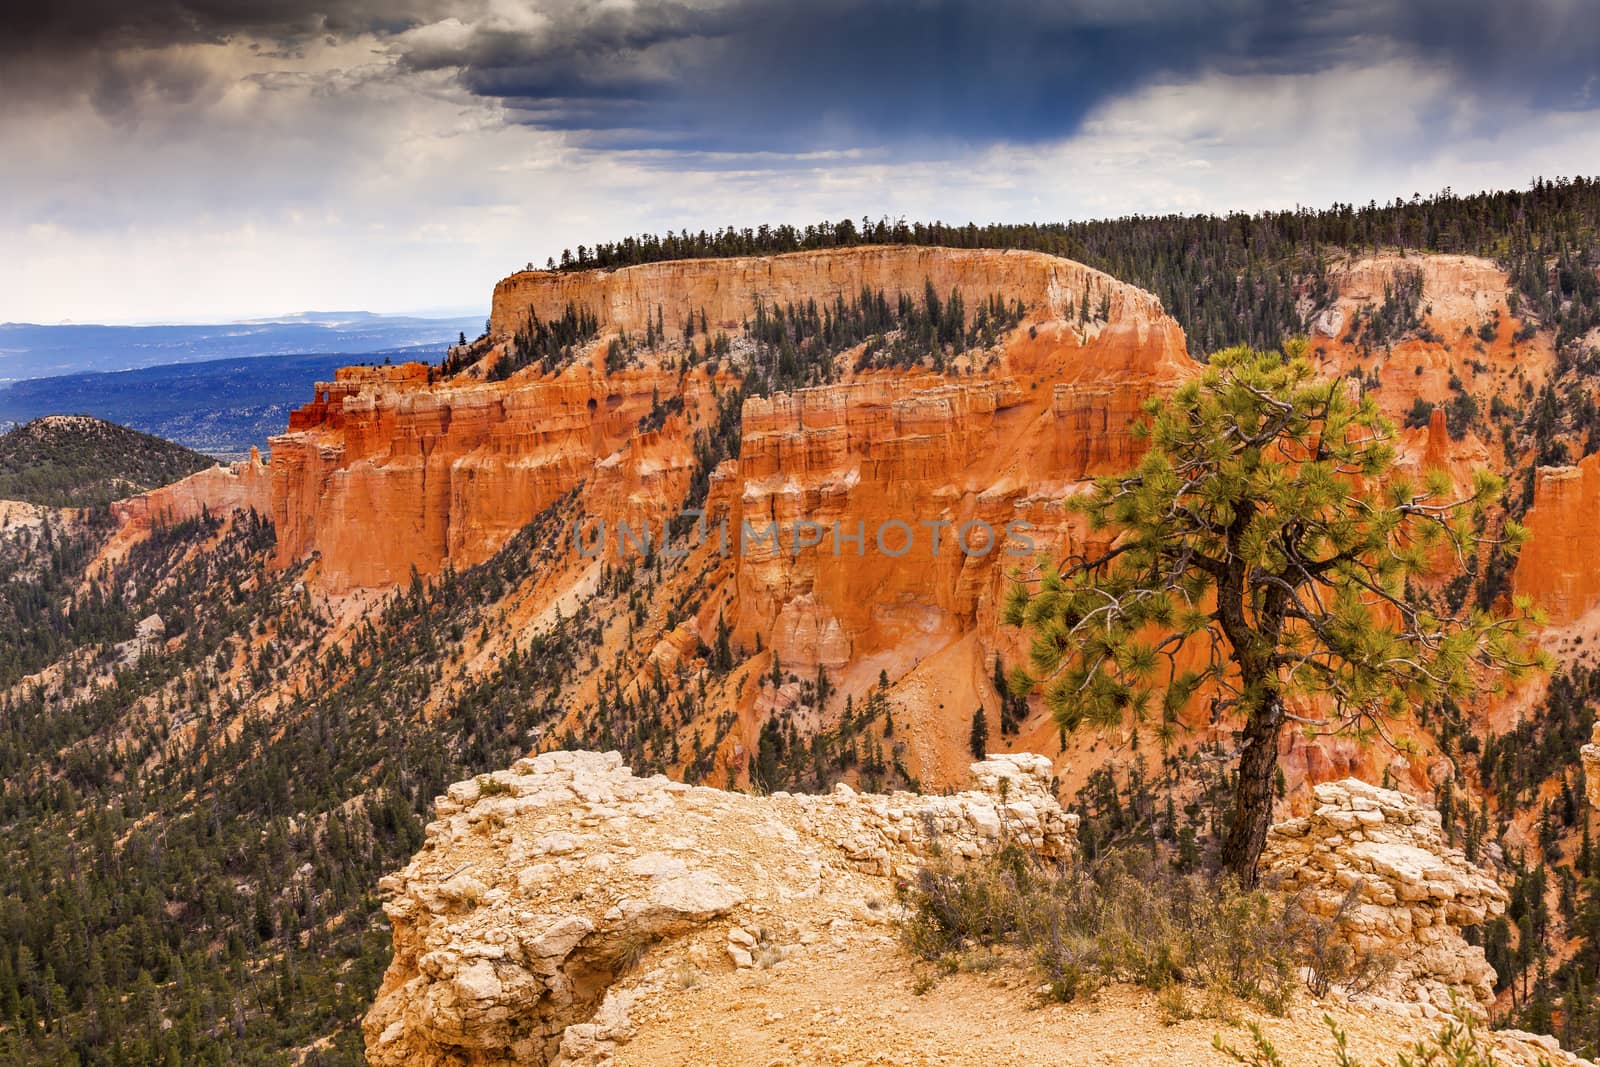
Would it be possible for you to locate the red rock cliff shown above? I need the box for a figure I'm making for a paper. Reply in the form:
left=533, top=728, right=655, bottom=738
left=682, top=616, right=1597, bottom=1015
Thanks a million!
left=99, top=449, right=273, bottom=568
left=268, top=362, right=702, bottom=592
left=724, top=307, right=1189, bottom=689
left=1516, top=453, right=1600, bottom=624
left=491, top=246, right=1170, bottom=340
left=272, top=247, right=1190, bottom=598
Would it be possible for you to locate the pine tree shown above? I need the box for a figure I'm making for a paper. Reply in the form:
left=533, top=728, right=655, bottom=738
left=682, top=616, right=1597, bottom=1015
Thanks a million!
left=1004, top=341, right=1548, bottom=882
left=713, top=610, right=732, bottom=672
left=968, top=707, right=989, bottom=760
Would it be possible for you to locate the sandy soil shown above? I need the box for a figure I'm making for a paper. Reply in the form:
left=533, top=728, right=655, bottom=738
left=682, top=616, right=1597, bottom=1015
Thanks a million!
left=618, top=934, right=1455, bottom=1067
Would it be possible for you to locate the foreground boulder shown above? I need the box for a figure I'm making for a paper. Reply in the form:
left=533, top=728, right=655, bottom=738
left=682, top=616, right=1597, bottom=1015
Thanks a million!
left=1261, top=778, right=1509, bottom=1012
left=363, top=750, right=1075, bottom=1066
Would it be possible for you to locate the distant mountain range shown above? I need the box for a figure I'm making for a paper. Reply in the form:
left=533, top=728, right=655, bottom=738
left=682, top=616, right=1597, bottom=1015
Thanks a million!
left=0, top=311, right=483, bottom=455
left=0, top=350, right=427, bottom=458
left=0, top=311, right=483, bottom=382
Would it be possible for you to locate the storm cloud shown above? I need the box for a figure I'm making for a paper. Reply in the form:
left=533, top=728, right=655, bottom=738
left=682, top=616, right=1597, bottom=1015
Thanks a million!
left=7, top=0, right=1599, bottom=152
left=2, top=1, right=1598, bottom=323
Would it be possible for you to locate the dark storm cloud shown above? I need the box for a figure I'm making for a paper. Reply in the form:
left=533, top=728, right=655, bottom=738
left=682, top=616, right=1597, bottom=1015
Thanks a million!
left=6, top=0, right=1598, bottom=149
left=403, top=0, right=1265, bottom=152
left=0, top=0, right=475, bottom=118
left=391, top=0, right=1600, bottom=153
left=0, top=0, right=443, bottom=52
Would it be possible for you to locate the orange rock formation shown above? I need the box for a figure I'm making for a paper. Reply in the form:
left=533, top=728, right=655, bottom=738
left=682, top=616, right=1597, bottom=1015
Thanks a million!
left=97, top=245, right=1589, bottom=794
left=267, top=363, right=707, bottom=591
left=271, top=248, right=1190, bottom=605
left=490, top=246, right=1169, bottom=338
left=99, top=448, right=273, bottom=567
left=1516, top=453, right=1600, bottom=625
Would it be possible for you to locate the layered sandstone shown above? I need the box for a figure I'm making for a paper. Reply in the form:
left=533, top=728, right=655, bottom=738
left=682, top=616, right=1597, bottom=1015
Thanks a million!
left=1262, top=779, right=1508, bottom=1012
left=269, top=248, right=1191, bottom=622
left=1309, top=253, right=1551, bottom=416
left=1515, top=453, right=1600, bottom=624
left=106, top=246, right=1565, bottom=797
left=720, top=282, right=1189, bottom=696
left=490, top=246, right=1169, bottom=340
left=97, top=449, right=273, bottom=568
left=108, top=448, right=271, bottom=531
left=363, top=750, right=1075, bottom=1066
left=268, top=363, right=703, bottom=591
left=1309, top=253, right=1552, bottom=486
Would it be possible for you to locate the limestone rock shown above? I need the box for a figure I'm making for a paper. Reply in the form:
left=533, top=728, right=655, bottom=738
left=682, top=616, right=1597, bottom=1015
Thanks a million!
left=363, top=750, right=1076, bottom=1066
left=1261, top=778, right=1508, bottom=1011
left=1494, top=1028, right=1599, bottom=1067
left=1583, top=720, right=1600, bottom=813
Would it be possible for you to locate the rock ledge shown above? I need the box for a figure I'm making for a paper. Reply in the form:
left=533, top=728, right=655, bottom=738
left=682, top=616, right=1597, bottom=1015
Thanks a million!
left=364, top=749, right=1076, bottom=1066
left=1262, top=778, right=1508, bottom=1011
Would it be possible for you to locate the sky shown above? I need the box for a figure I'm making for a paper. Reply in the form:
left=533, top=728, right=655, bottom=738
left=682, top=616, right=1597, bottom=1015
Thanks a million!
left=3, top=0, right=1599, bottom=324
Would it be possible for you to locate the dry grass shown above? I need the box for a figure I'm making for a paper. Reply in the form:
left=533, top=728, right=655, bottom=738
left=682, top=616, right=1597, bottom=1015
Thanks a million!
left=1216, top=1004, right=1507, bottom=1067
left=898, top=846, right=1387, bottom=1018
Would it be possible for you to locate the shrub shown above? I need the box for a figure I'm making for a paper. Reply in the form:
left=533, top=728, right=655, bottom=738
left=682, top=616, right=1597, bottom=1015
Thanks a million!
left=1286, top=886, right=1396, bottom=999
left=898, top=846, right=1304, bottom=1014
left=476, top=775, right=515, bottom=797
left=898, top=844, right=1029, bottom=960
left=1403, top=397, right=1435, bottom=429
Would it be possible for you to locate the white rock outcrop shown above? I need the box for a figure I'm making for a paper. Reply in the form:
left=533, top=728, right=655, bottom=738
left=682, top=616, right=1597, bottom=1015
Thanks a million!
left=363, top=750, right=1076, bottom=1066
left=1261, top=778, right=1508, bottom=1011
left=1582, top=720, right=1600, bottom=812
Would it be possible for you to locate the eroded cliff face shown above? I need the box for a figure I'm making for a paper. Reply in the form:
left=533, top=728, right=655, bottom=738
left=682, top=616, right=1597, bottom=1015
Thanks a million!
left=1309, top=253, right=1552, bottom=475
left=98, top=448, right=273, bottom=568
left=103, top=245, right=1588, bottom=799
left=1516, top=453, right=1600, bottom=625
left=726, top=313, right=1186, bottom=684
left=1309, top=254, right=1550, bottom=393
left=266, top=248, right=1193, bottom=723
left=268, top=363, right=708, bottom=592
left=489, top=246, right=1170, bottom=340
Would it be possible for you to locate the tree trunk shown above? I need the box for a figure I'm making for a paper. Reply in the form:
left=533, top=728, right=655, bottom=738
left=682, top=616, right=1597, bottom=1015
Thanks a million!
left=1220, top=692, right=1285, bottom=887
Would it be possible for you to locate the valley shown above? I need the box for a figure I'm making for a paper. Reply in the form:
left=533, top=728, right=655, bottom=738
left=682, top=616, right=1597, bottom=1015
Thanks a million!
left=3, top=181, right=1600, bottom=1064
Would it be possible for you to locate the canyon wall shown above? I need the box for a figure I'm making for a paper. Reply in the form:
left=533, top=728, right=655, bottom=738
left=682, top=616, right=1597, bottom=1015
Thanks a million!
left=1309, top=252, right=1550, bottom=419
left=98, top=448, right=273, bottom=567
left=270, top=248, right=1191, bottom=608
left=109, top=448, right=272, bottom=532
left=108, top=244, right=1595, bottom=797
left=489, top=246, right=1165, bottom=339
left=724, top=309, right=1189, bottom=686
left=1516, top=453, right=1600, bottom=625
left=267, top=363, right=705, bottom=592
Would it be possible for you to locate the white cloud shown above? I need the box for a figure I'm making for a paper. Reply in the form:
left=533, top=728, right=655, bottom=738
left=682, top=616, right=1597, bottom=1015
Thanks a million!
left=2, top=43, right=1598, bottom=324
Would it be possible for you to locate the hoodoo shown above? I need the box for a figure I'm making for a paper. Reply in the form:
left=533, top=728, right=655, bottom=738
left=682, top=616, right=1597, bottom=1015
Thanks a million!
left=1516, top=452, right=1600, bottom=624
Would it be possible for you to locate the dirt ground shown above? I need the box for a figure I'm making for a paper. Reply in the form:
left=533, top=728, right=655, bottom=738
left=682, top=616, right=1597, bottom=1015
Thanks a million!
left=617, top=933, right=1459, bottom=1067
